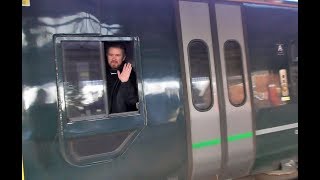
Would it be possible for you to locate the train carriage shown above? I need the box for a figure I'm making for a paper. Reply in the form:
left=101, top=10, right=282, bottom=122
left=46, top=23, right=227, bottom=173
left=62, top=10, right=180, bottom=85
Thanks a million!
left=22, top=0, right=298, bottom=179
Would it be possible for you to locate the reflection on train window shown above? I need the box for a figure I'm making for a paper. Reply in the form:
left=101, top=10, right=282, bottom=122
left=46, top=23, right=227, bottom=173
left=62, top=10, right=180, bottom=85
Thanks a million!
left=290, top=38, right=298, bottom=63
left=251, top=70, right=290, bottom=108
left=251, top=67, right=294, bottom=108
left=62, top=41, right=107, bottom=121
left=188, top=40, right=213, bottom=111
left=289, top=38, right=298, bottom=98
left=250, top=38, right=296, bottom=108
left=224, top=40, right=246, bottom=106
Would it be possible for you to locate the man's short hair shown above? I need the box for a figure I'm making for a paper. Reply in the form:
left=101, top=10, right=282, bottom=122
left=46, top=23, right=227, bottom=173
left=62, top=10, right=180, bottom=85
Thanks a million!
left=106, top=42, right=126, bottom=55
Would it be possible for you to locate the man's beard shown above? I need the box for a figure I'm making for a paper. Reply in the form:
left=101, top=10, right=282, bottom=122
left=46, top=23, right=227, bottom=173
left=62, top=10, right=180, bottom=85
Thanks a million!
left=110, top=61, right=121, bottom=69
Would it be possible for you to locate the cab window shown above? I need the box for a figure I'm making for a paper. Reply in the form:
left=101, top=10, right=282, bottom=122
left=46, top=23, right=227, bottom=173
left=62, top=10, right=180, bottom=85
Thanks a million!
left=54, top=36, right=145, bottom=166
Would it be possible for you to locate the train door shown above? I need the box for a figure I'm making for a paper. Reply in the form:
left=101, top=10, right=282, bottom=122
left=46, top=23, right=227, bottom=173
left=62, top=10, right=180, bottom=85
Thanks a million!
left=177, top=1, right=255, bottom=179
left=177, top=1, right=221, bottom=179
left=214, top=3, right=255, bottom=179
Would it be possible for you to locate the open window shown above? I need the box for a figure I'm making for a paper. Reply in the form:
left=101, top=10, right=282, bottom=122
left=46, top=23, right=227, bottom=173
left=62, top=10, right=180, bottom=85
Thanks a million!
left=61, top=40, right=139, bottom=121
left=54, top=35, right=145, bottom=166
left=104, top=41, right=139, bottom=114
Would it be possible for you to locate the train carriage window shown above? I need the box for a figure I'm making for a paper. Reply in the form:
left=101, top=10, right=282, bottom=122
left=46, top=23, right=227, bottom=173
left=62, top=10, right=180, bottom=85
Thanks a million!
left=188, top=40, right=213, bottom=111
left=55, top=36, right=144, bottom=166
left=62, top=41, right=107, bottom=121
left=224, top=40, right=246, bottom=106
left=61, top=40, right=139, bottom=121
left=243, top=3, right=298, bottom=109
left=250, top=39, right=297, bottom=108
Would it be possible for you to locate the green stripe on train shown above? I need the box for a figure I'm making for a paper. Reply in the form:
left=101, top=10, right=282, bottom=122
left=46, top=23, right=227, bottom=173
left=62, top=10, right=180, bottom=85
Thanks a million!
left=192, top=132, right=253, bottom=149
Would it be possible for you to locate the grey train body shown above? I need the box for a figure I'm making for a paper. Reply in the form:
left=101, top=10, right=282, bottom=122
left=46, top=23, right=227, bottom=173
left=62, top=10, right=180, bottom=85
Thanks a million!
left=22, top=0, right=298, bottom=179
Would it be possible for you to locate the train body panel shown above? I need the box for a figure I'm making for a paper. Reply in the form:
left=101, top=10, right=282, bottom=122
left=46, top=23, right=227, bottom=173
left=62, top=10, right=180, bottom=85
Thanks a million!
left=244, top=3, right=298, bottom=173
left=22, top=0, right=298, bottom=179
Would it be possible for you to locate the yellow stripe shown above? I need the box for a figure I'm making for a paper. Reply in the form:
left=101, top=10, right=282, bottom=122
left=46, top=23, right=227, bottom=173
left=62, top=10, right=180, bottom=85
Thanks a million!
left=22, top=159, right=25, bottom=180
left=22, top=0, right=30, bottom=6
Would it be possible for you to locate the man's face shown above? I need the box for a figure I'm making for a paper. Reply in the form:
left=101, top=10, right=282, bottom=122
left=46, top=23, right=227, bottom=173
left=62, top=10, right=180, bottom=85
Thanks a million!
left=107, top=47, right=125, bottom=69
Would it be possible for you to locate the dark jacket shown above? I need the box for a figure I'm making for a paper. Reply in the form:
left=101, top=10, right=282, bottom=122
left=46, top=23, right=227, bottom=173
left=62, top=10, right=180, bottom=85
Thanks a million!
left=106, top=62, right=138, bottom=113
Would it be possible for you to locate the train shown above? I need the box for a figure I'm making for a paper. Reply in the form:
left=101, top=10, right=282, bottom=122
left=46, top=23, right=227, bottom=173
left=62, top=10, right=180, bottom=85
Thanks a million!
left=22, top=0, right=298, bottom=179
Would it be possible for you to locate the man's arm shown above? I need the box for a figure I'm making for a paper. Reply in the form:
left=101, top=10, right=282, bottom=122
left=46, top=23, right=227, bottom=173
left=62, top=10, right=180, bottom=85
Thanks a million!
left=117, top=64, right=138, bottom=111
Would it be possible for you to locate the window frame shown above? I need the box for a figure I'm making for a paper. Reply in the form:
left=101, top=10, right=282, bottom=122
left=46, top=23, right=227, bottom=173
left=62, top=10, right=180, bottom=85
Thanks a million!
left=223, top=39, right=247, bottom=107
left=187, top=39, right=214, bottom=112
left=53, top=34, right=146, bottom=166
